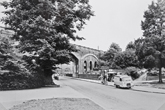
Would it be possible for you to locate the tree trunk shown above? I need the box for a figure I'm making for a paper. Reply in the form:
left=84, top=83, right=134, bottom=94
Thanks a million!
left=158, top=56, right=163, bottom=83
left=43, top=68, right=54, bottom=85
left=44, top=75, right=55, bottom=86
left=158, top=66, right=163, bottom=83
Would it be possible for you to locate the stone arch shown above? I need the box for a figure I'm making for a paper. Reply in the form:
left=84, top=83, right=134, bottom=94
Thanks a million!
left=81, top=53, right=98, bottom=60
left=58, top=47, right=103, bottom=76
left=68, top=52, right=80, bottom=77
left=81, top=53, right=99, bottom=73
left=70, top=52, right=81, bottom=60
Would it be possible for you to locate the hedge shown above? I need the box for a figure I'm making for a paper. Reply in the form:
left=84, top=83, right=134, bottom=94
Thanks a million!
left=0, top=71, right=45, bottom=90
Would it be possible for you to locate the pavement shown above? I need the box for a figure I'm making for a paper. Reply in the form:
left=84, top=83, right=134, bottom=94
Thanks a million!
left=0, top=83, right=87, bottom=110
left=73, top=77, right=165, bottom=94
left=0, top=76, right=165, bottom=110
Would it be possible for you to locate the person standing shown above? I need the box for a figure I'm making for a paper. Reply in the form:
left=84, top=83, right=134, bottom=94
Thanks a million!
left=99, top=70, right=107, bottom=85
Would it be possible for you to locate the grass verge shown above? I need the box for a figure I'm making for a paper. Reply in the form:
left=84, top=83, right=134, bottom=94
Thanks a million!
left=136, top=81, right=165, bottom=89
left=10, top=98, right=104, bottom=110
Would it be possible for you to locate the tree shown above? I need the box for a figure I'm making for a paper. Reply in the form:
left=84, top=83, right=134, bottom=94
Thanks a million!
left=110, top=42, right=122, bottom=52
left=126, top=41, right=136, bottom=51
left=134, top=38, right=155, bottom=69
left=99, top=59, right=109, bottom=67
left=111, top=52, right=124, bottom=69
left=1, top=0, right=94, bottom=82
left=0, top=33, right=48, bottom=89
left=112, top=50, right=138, bottom=69
left=141, top=0, right=165, bottom=83
left=0, top=35, right=13, bottom=67
left=100, top=42, right=122, bottom=66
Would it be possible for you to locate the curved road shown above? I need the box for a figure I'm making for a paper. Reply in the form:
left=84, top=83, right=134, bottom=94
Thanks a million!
left=59, top=76, right=165, bottom=110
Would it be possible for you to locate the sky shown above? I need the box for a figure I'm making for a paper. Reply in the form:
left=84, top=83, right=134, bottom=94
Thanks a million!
left=73, top=0, right=156, bottom=51
left=0, top=0, right=156, bottom=51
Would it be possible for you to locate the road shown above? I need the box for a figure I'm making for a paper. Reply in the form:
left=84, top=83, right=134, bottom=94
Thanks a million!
left=59, top=76, right=165, bottom=110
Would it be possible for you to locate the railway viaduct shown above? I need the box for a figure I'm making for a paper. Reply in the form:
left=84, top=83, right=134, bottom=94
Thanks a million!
left=59, top=44, right=104, bottom=77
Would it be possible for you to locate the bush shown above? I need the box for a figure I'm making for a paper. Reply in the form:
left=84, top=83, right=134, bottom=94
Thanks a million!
left=125, top=67, right=140, bottom=80
left=0, top=66, right=45, bottom=90
left=2, top=60, right=21, bottom=73
left=0, top=37, right=46, bottom=90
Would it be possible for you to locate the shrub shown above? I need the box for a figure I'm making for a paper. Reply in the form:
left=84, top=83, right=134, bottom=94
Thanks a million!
left=0, top=70, right=45, bottom=90
left=125, top=67, right=140, bottom=80
left=0, top=61, right=45, bottom=90
left=0, top=36, right=46, bottom=90
left=2, top=60, right=20, bottom=72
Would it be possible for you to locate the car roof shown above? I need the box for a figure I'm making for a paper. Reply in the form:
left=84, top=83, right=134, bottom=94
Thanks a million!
left=114, top=75, right=131, bottom=78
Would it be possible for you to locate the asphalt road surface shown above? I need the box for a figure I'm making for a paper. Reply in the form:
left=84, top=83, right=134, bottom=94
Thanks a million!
left=59, top=76, right=165, bottom=110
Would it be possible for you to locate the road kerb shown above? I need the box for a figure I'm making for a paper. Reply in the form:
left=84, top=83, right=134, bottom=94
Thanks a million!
left=72, top=77, right=165, bottom=94
left=131, top=87, right=165, bottom=94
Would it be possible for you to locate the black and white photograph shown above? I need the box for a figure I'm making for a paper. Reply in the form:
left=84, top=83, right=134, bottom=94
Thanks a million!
left=0, top=0, right=165, bottom=110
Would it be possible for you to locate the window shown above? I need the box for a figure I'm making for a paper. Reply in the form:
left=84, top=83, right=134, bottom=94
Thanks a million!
left=90, top=61, right=92, bottom=70
left=94, top=61, right=97, bottom=68
left=84, top=61, right=87, bottom=72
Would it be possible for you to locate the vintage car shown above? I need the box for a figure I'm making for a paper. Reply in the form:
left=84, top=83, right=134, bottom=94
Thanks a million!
left=113, top=75, right=133, bottom=89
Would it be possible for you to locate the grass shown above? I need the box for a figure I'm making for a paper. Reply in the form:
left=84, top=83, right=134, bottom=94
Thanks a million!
left=136, top=81, right=165, bottom=89
left=9, top=98, right=104, bottom=110
left=147, top=75, right=165, bottom=80
left=150, top=81, right=165, bottom=89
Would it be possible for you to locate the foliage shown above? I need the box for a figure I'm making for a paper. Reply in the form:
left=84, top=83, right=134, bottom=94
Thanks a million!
left=125, top=67, right=140, bottom=80
left=110, top=42, right=122, bottom=52
left=112, top=50, right=139, bottom=69
left=100, top=42, right=122, bottom=66
left=134, top=38, right=157, bottom=69
left=111, top=52, right=124, bottom=69
left=126, top=41, right=136, bottom=50
left=1, top=56, right=45, bottom=90
left=100, top=42, right=138, bottom=69
left=0, top=35, right=45, bottom=90
left=100, top=49, right=116, bottom=65
left=0, top=69, right=44, bottom=90
left=0, top=0, right=94, bottom=77
left=0, top=36, right=20, bottom=71
left=99, top=59, right=109, bottom=66
left=134, top=38, right=146, bottom=67
left=143, top=55, right=156, bottom=68
left=140, top=0, right=165, bottom=83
